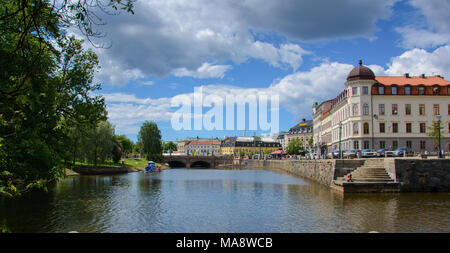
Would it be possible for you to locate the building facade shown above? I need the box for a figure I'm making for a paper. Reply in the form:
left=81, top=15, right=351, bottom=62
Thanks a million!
left=220, top=137, right=281, bottom=156
left=284, top=119, right=313, bottom=151
left=313, top=60, right=450, bottom=155
left=185, top=140, right=221, bottom=156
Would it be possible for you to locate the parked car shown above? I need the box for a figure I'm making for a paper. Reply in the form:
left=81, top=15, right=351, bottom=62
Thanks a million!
left=361, top=149, right=377, bottom=158
left=343, top=149, right=358, bottom=159
left=376, top=148, right=391, bottom=157
left=391, top=147, right=413, bottom=157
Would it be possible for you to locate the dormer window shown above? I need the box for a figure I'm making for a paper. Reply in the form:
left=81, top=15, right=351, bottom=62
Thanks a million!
left=378, top=86, right=385, bottom=95
left=418, top=87, right=425, bottom=95
left=432, top=87, right=439, bottom=95
left=391, top=86, right=397, bottom=95
left=405, top=86, right=411, bottom=95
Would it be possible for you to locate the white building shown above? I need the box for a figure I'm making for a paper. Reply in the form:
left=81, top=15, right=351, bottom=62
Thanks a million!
left=313, top=60, right=450, bottom=155
left=185, top=140, right=221, bottom=156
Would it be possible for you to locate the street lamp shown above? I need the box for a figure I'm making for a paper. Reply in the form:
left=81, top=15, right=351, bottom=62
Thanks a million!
left=436, top=114, right=442, bottom=158
left=338, top=121, right=342, bottom=159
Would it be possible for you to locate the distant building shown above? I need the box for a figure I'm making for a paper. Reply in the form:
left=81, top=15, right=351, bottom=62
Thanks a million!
left=185, top=140, right=221, bottom=156
left=276, top=132, right=288, bottom=150
left=284, top=118, right=313, bottom=150
left=220, top=136, right=281, bottom=156
left=176, top=140, right=190, bottom=154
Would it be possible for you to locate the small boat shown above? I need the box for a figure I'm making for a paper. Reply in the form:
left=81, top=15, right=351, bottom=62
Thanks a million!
left=144, top=161, right=162, bottom=173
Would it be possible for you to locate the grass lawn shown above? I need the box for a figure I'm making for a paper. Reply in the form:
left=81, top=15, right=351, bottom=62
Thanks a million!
left=124, top=158, right=168, bottom=170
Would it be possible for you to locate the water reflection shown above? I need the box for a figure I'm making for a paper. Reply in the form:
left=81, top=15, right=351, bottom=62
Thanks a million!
left=0, top=169, right=449, bottom=233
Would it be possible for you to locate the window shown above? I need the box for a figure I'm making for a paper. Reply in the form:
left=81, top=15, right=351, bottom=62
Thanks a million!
left=362, top=86, right=368, bottom=95
left=379, top=123, right=385, bottom=133
left=352, top=87, right=358, bottom=95
left=353, top=141, right=359, bottom=149
left=379, top=104, right=385, bottom=115
left=433, top=87, right=439, bottom=95
left=420, top=123, right=426, bottom=133
left=363, top=122, right=370, bottom=134
left=392, top=123, right=398, bottom=133
left=406, top=123, right=412, bottom=133
left=448, top=104, right=450, bottom=115
left=353, top=122, right=359, bottom=135
left=406, top=141, right=412, bottom=148
left=352, top=104, right=359, bottom=115
left=405, top=104, right=411, bottom=115
left=393, top=140, right=398, bottom=149
left=378, top=86, right=385, bottom=94
left=418, top=87, right=425, bottom=95
left=433, top=104, right=440, bottom=115
left=420, top=140, right=426, bottom=150
left=405, top=86, right=411, bottom=95
left=392, top=104, right=398, bottom=115
left=364, top=141, right=370, bottom=149
left=419, top=104, right=425, bottom=115
left=391, top=86, right=397, bottom=95
left=379, top=141, right=385, bottom=149
left=363, top=104, right=369, bottom=115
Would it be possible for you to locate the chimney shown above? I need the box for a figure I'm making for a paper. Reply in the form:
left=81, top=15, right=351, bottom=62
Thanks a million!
left=420, top=74, right=426, bottom=78
left=302, top=118, right=306, bottom=122
left=358, top=60, right=362, bottom=66
left=404, top=73, right=410, bottom=78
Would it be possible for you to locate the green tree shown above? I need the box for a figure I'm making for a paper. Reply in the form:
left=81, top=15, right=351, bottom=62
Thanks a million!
left=115, top=135, right=134, bottom=154
left=138, top=121, right=163, bottom=162
left=308, top=135, right=314, bottom=148
left=163, top=141, right=177, bottom=153
left=286, top=138, right=304, bottom=155
left=111, top=139, right=123, bottom=163
left=427, top=121, right=444, bottom=148
left=84, top=121, right=115, bottom=166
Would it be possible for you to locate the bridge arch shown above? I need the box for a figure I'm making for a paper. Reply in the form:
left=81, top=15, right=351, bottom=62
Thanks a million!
left=167, top=160, right=187, bottom=168
left=190, top=161, right=211, bottom=168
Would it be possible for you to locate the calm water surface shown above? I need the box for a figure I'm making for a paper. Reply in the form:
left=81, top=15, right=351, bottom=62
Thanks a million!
left=1, top=169, right=449, bottom=233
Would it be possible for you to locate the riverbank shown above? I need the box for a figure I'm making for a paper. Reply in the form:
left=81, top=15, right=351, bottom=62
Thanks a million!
left=70, top=158, right=170, bottom=175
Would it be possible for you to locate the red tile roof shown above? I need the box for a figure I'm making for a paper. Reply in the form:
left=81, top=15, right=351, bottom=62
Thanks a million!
left=375, top=75, right=450, bottom=86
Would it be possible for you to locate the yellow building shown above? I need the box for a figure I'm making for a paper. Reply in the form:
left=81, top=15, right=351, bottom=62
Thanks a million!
left=220, top=137, right=281, bottom=156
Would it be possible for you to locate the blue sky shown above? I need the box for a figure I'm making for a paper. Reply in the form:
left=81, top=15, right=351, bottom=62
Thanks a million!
left=85, top=0, right=450, bottom=142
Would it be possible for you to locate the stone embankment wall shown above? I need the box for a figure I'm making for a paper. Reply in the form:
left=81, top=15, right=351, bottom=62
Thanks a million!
left=243, top=159, right=364, bottom=186
left=243, top=158, right=450, bottom=192
left=385, top=158, right=450, bottom=192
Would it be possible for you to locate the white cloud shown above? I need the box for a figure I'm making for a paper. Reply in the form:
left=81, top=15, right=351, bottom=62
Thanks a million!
left=385, top=45, right=450, bottom=77
left=86, top=0, right=396, bottom=85
left=172, top=63, right=232, bottom=79
left=396, top=0, right=450, bottom=49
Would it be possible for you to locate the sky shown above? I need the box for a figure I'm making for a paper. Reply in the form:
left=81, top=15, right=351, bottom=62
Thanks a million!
left=80, top=0, right=450, bottom=142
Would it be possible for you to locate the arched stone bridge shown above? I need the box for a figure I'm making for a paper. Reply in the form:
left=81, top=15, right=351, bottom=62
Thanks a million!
left=162, top=155, right=234, bottom=168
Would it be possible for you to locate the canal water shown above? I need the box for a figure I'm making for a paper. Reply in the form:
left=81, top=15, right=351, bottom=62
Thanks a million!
left=1, top=169, right=449, bottom=233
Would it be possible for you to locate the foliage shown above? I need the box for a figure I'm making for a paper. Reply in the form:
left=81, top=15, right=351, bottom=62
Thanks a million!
left=427, top=121, right=444, bottom=145
left=138, top=121, right=163, bottom=162
left=115, top=135, right=134, bottom=154
left=163, top=141, right=177, bottom=153
left=0, top=0, right=134, bottom=197
left=112, top=138, right=123, bottom=163
left=286, top=138, right=304, bottom=155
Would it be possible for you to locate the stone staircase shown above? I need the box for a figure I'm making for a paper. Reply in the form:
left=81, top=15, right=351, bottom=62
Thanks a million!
left=332, top=159, right=400, bottom=193
left=347, top=159, right=394, bottom=182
